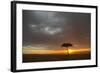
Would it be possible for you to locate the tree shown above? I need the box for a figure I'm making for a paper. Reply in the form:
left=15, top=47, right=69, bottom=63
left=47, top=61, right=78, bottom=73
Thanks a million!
left=61, top=43, right=73, bottom=56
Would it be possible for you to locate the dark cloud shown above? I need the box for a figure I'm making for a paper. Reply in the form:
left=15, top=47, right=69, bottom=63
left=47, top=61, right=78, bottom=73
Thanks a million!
left=22, top=10, right=90, bottom=49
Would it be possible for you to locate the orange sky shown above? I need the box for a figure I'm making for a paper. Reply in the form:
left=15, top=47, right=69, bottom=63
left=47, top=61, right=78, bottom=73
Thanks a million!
left=23, top=47, right=90, bottom=55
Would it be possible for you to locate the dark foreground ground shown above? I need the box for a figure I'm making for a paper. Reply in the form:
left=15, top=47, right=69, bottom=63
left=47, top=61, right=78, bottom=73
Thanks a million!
left=23, top=53, right=90, bottom=63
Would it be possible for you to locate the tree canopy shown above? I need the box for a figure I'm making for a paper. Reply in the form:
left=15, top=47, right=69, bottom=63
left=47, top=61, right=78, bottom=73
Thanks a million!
left=61, top=43, right=73, bottom=47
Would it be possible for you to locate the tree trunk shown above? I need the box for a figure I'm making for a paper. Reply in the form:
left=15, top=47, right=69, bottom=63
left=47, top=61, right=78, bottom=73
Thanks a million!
left=67, top=48, right=69, bottom=56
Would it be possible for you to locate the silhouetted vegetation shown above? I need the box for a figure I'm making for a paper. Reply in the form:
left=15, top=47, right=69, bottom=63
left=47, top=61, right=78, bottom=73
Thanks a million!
left=61, top=43, right=73, bottom=56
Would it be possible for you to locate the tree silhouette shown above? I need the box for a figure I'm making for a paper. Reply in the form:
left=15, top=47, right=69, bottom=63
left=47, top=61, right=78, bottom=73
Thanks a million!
left=61, top=43, right=73, bottom=56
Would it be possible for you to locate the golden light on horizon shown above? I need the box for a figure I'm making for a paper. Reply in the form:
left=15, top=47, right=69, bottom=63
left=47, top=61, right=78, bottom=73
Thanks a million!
left=68, top=49, right=75, bottom=54
left=64, top=49, right=79, bottom=55
left=23, top=47, right=90, bottom=55
left=64, top=48, right=90, bottom=55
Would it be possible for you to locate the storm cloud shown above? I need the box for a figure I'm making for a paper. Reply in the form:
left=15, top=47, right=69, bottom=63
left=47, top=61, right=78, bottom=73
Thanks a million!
left=22, top=10, right=90, bottom=49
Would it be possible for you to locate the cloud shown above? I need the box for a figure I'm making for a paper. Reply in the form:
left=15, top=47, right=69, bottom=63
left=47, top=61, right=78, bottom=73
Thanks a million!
left=23, top=10, right=90, bottom=49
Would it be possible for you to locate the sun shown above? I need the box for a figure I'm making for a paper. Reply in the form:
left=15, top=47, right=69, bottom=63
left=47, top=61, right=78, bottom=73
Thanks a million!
left=64, top=49, right=75, bottom=54
left=69, top=49, right=75, bottom=53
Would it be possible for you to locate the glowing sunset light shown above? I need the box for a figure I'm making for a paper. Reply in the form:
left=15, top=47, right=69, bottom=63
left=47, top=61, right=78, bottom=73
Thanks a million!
left=68, top=49, right=75, bottom=54
left=23, top=47, right=90, bottom=55
left=66, top=48, right=90, bottom=54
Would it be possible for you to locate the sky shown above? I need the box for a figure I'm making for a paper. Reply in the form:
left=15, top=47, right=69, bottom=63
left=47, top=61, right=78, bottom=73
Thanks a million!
left=22, top=10, right=91, bottom=52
